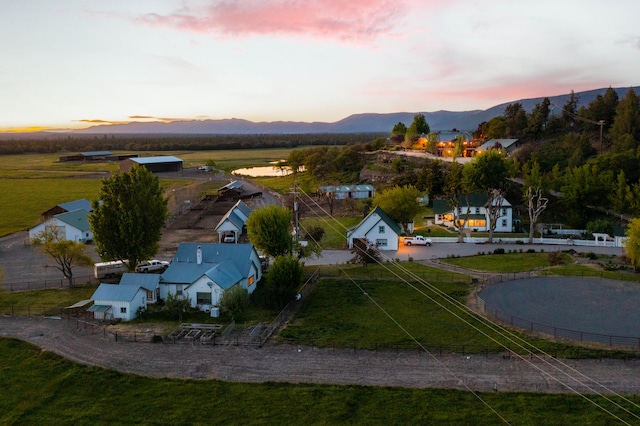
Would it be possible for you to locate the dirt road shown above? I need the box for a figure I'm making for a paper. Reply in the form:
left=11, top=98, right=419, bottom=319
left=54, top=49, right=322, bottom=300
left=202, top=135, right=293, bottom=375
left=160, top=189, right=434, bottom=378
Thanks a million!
left=1, top=316, right=639, bottom=395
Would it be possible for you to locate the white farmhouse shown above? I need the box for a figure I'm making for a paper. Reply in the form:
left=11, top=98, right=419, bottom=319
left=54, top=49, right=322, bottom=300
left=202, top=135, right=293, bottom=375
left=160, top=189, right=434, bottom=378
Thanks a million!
left=159, top=243, right=262, bottom=312
left=433, top=193, right=516, bottom=232
left=346, top=206, right=402, bottom=250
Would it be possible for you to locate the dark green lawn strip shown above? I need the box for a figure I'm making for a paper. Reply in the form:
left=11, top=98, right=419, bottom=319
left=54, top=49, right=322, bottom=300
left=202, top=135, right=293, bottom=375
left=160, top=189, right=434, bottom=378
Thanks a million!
left=440, top=252, right=566, bottom=273
left=1, top=338, right=638, bottom=425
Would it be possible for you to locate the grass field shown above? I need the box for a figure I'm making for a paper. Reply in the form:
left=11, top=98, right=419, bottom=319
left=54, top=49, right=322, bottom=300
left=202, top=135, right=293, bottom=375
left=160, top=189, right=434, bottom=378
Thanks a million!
left=440, top=252, right=569, bottom=273
left=0, top=149, right=301, bottom=237
left=1, top=338, right=639, bottom=425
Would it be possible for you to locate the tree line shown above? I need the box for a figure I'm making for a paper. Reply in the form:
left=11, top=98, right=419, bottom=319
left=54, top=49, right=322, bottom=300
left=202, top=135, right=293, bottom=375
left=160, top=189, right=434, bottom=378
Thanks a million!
left=0, top=133, right=384, bottom=155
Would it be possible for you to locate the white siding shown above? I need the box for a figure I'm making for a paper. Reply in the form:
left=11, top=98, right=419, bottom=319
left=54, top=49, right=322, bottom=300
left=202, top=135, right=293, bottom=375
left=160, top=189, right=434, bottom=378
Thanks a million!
left=348, top=213, right=399, bottom=251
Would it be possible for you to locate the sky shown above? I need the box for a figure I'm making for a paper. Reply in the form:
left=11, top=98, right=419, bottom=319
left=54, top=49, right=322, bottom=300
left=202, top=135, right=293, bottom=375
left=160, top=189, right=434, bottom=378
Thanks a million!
left=1, top=0, right=639, bottom=132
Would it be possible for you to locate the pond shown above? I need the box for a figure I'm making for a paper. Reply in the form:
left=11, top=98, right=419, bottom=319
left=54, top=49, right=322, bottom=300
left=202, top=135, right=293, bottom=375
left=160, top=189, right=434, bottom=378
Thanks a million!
left=231, top=165, right=293, bottom=177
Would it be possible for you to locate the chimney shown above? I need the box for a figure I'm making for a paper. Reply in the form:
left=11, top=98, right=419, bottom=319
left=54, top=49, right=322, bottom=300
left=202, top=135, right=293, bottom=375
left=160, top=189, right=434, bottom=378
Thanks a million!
left=196, top=245, right=202, bottom=265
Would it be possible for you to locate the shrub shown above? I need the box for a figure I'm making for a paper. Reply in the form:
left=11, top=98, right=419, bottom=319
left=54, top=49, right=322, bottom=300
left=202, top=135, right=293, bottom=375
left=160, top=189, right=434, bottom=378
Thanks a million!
left=584, top=252, right=598, bottom=260
left=526, top=249, right=536, bottom=253
left=515, top=240, right=524, bottom=245
left=548, top=251, right=566, bottom=266
left=493, top=248, right=505, bottom=255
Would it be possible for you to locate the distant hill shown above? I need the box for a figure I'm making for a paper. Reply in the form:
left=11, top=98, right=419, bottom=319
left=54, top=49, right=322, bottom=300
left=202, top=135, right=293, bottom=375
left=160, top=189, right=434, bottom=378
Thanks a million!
left=31, top=86, right=640, bottom=135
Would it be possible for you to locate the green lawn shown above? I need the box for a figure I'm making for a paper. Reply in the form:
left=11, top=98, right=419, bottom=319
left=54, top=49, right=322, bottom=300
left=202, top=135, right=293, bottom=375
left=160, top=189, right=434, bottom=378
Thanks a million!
left=1, top=338, right=638, bottom=425
left=440, top=252, right=570, bottom=273
left=300, top=217, right=361, bottom=249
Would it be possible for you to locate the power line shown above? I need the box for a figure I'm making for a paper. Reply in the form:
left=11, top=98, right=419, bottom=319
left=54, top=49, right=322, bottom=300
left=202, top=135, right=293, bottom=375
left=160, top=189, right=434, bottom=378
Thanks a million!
left=294, top=188, right=640, bottom=423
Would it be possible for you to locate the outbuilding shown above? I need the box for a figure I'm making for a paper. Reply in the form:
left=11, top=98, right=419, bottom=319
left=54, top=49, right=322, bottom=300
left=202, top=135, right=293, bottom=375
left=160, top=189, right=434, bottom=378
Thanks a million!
left=120, top=156, right=183, bottom=173
left=88, top=283, right=148, bottom=321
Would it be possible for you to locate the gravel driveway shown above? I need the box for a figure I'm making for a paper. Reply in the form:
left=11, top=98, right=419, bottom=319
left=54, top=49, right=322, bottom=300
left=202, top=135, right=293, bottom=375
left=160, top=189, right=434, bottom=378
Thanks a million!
left=1, top=316, right=640, bottom=395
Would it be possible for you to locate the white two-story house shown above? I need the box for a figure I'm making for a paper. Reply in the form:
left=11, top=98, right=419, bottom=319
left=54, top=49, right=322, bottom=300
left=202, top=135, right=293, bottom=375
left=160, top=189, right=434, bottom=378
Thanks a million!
left=433, top=193, right=516, bottom=232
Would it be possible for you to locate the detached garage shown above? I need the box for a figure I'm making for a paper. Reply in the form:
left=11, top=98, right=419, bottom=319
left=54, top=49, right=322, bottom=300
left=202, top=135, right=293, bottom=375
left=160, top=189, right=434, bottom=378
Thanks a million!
left=120, top=156, right=183, bottom=173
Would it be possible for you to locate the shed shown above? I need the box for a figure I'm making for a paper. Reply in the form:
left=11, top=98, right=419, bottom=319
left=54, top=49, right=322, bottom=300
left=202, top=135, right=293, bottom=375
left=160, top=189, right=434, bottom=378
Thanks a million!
left=120, top=156, right=183, bottom=173
left=89, top=283, right=148, bottom=321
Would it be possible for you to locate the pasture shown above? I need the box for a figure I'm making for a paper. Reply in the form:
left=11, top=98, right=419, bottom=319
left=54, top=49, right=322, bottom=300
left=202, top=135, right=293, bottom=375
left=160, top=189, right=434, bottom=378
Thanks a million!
left=0, top=148, right=300, bottom=237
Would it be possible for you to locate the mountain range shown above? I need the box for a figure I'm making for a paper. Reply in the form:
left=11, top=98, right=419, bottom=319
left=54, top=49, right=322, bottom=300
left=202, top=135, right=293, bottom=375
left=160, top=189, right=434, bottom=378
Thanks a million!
left=42, top=86, right=640, bottom=135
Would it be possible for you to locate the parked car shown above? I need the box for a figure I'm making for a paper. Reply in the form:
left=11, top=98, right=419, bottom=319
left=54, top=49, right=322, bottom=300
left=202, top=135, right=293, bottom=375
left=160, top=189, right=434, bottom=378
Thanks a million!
left=223, top=234, right=236, bottom=243
left=135, top=259, right=170, bottom=273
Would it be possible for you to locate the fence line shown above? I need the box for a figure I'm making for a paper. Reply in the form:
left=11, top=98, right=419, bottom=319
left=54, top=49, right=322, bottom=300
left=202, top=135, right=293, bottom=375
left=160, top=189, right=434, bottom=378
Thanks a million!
left=2, top=275, right=96, bottom=293
left=476, top=293, right=640, bottom=350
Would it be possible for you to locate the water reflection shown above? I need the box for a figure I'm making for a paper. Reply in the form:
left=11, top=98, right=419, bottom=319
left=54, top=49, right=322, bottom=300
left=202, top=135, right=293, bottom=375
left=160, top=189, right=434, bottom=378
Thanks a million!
left=232, top=165, right=293, bottom=177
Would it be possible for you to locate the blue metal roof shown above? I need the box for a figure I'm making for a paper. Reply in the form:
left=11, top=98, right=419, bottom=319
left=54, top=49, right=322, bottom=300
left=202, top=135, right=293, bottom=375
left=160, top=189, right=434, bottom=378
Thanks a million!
left=161, top=243, right=257, bottom=287
left=131, top=156, right=183, bottom=164
left=91, top=283, right=143, bottom=302
left=119, top=273, right=160, bottom=291
left=81, top=151, right=112, bottom=157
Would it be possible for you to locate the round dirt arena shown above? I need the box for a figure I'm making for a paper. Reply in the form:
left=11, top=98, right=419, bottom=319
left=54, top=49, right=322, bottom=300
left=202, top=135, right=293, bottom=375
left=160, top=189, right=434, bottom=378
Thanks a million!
left=478, top=276, right=640, bottom=343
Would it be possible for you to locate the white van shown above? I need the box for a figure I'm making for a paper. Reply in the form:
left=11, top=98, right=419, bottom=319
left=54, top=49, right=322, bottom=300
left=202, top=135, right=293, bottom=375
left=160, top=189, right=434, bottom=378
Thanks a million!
left=94, top=260, right=128, bottom=279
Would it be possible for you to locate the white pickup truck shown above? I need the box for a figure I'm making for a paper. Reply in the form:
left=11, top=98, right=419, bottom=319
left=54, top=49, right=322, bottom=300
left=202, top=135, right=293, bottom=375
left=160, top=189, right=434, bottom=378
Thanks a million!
left=403, top=235, right=433, bottom=246
left=135, top=259, right=170, bottom=273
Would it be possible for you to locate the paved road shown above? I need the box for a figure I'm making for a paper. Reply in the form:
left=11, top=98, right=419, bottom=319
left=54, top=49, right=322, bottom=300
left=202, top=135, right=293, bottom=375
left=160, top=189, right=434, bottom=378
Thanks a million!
left=1, top=316, right=639, bottom=395
left=305, top=243, right=625, bottom=266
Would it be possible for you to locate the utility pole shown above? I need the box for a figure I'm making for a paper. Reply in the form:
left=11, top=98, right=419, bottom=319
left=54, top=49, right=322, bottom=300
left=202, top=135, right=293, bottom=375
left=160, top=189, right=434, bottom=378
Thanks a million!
left=598, top=120, right=605, bottom=154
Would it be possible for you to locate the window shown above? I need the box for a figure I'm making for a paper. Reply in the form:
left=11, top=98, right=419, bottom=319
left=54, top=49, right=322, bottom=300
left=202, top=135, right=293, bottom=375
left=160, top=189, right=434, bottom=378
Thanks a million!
left=176, top=285, right=183, bottom=296
left=475, top=207, right=480, bottom=214
left=120, top=307, right=127, bottom=314
left=196, top=292, right=212, bottom=305
left=378, top=225, right=385, bottom=234
left=375, top=239, right=388, bottom=246
left=502, top=208, right=507, bottom=215
left=502, top=218, right=507, bottom=227
left=248, top=275, right=255, bottom=286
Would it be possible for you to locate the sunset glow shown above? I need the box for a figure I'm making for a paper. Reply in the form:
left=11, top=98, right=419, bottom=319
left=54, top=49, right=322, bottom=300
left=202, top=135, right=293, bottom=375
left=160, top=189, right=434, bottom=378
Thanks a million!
left=1, top=0, right=638, bottom=131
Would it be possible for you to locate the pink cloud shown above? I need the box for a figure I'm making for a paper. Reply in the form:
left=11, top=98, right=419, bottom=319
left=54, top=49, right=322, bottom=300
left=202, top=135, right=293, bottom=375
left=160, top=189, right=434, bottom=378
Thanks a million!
left=137, top=0, right=410, bottom=41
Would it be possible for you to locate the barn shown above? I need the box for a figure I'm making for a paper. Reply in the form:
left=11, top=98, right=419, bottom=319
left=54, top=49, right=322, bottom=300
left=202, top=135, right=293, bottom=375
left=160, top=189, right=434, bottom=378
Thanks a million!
left=120, top=156, right=183, bottom=173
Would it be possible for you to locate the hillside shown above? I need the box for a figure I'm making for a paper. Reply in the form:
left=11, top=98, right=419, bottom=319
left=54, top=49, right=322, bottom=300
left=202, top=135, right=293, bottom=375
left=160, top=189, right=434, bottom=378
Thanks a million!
left=66, top=86, right=638, bottom=135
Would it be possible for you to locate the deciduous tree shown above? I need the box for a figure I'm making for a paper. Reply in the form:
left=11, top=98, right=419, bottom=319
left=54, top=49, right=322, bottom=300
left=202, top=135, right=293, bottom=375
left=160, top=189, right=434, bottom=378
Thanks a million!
left=522, top=157, right=548, bottom=243
left=219, top=285, right=249, bottom=320
left=463, top=150, right=511, bottom=243
left=624, top=218, right=640, bottom=272
left=246, top=205, right=292, bottom=258
left=31, top=225, right=95, bottom=286
left=372, top=185, right=421, bottom=233
left=90, top=165, right=169, bottom=271
left=264, top=255, right=304, bottom=309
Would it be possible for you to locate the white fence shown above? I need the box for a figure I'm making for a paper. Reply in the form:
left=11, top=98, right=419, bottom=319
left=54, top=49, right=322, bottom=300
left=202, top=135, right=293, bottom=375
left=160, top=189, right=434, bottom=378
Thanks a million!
left=428, top=236, right=626, bottom=248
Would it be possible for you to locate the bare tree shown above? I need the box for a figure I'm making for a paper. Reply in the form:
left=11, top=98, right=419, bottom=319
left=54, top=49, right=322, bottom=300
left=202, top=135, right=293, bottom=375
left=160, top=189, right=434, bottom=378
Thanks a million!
left=526, top=186, right=549, bottom=243
left=485, top=189, right=505, bottom=244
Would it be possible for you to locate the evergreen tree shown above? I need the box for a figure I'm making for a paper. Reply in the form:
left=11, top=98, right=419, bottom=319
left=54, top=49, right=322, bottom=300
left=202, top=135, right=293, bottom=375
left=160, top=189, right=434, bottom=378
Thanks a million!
left=610, top=88, right=640, bottom=152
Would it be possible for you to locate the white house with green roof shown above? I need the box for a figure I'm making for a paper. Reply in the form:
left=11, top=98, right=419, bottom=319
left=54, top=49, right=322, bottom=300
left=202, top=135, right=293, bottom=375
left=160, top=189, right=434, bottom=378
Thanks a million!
left=432, top=193, right=515, bottom=232
left=159, top=243, right=262, bottom=312
left=346, top=206, right=402, bottom=250
left=28, top=208, right=93, bottom=243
